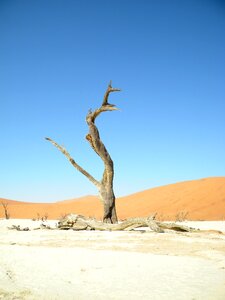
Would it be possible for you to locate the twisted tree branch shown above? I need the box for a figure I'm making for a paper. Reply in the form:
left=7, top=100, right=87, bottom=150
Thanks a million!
left=84, top=82, right=121, bottom=222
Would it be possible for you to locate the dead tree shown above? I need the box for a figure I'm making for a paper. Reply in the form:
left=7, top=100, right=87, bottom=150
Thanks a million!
left=1, top=202, right=10, bottom=219
left=46, top=82, right=121, bottom=223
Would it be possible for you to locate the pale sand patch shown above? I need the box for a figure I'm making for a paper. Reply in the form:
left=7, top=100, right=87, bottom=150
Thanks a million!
left=0, top=219, right=225, bottom=300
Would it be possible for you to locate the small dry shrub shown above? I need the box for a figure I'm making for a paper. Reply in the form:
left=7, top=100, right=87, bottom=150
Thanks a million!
left=1, top=202, right=10, bottom=219
left=175, top=211, right=189, bottom=222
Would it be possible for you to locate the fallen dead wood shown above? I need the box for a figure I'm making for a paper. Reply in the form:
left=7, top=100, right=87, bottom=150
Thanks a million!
left=8, top=225, right=30, bottom=231
left=6, top=215, right=196, bottom=233
left=7, top=223, right=53, bottom=231
left=58, top=214, right=195, bottom=233
left=192, top=229, right=224, bottom=235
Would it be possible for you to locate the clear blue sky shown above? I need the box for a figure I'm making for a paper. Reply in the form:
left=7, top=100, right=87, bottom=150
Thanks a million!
left=0, top=0, right=225, bottom=202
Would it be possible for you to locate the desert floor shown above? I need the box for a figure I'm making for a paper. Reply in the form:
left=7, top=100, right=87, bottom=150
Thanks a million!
left=0, top=219, right=225, bottom=300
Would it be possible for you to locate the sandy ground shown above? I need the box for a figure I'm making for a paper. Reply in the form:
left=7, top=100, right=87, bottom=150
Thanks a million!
left=0, top=219, right=225, bottom=300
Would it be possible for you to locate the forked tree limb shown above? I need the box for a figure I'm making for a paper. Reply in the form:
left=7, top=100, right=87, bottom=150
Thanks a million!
left=86, top=102, right=119, bottom=124
left=45, top=137, right=101, bottom=189
left=102, top=80, right=121, bottom=106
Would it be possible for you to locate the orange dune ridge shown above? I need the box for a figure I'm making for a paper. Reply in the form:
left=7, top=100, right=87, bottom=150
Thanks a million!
left=0, top=177, right=225, bottom=221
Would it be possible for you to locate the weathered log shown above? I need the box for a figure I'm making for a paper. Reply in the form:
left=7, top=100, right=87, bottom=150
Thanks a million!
left=58, top=214, right=194, bottom=233
left=156, top=222, right=195, bottom=232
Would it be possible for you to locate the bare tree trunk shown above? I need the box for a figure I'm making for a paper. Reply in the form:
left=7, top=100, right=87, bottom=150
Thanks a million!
left=46, top=82, right=121, bottom=223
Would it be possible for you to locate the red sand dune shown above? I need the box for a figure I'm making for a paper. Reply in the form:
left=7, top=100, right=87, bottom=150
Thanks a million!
left=1, top=177, right=225, bottom=220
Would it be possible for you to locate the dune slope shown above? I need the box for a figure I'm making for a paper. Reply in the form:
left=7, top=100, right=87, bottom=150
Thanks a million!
left=117, top=177, right=225, bottom=220
left=0, top=177, right=225, bottom=220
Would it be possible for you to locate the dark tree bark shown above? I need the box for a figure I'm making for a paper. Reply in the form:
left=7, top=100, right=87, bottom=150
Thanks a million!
left=46, top=82, right=121, bottom=223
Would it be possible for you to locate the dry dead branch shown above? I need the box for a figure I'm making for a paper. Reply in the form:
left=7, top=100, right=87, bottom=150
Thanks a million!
left=8, top=225, right=30, bottom=231
left=57, top=214, right=194, bottom=233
